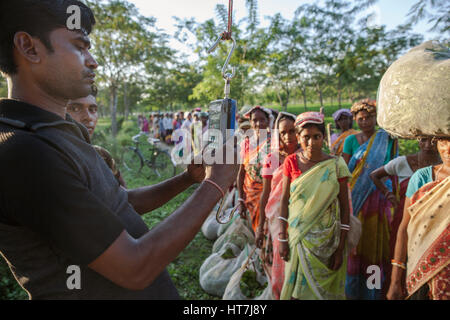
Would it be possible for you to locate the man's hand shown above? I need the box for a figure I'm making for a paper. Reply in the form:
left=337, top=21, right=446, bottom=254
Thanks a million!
left=185, top=163, right=205, bottom=183
left=205, top=137, right=240, bottom=191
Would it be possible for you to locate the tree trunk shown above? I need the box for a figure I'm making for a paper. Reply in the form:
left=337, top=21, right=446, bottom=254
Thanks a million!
left=347, top=87, right=354, bottom=103
left=110, top=85, right=118, bottom=137
left=302, top=87, right=307, bottom=111
left=338, top=78, right=342, bottom=107
left=284, top=85, right=290, bottom=112
left=123, top=83, right=129, bottom=121
left=276, top=90, right=283, bottom=109
left=318, top=87, right=324, bottom=107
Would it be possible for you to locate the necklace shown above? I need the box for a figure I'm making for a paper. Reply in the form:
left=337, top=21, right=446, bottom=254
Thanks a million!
left=299, top=151, right=321, bottom=163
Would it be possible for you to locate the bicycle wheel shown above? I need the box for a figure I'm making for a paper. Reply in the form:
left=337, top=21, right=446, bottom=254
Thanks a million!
left=152, top=150, right=177, bottom=180
left=121, top=147, right=144, bottom=174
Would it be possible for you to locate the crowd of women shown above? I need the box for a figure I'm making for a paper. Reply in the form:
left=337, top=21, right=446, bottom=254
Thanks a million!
left=231, top=99, right=449, bottom=300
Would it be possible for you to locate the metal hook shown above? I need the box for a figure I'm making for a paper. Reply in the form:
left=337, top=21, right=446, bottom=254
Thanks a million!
left=222, top=37, right=236, bottom=82
left=207, top=32, right=236, bottom=82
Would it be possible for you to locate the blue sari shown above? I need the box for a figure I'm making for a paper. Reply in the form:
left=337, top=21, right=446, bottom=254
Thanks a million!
left=345, top=129, right=397, bottom=300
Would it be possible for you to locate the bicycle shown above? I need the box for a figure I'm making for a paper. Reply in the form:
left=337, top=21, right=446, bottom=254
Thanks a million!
left=121, top=136, right=177, bottom=180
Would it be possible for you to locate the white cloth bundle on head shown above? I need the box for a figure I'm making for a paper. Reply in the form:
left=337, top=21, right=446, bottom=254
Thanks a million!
left=377, top=40, right=450, bottom=139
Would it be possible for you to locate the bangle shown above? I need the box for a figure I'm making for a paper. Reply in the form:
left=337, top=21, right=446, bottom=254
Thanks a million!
left=340, top=224, right=350, bottom=231
left=392, top=262, right=406, bottom=270
left=278, top=217, right=289, bottom=223
left=204, top=179, right=225, bottom=198
left=391, top=259, right=406, bottom=270
left=277, top=237, right=289, bottom=242
left=238, top=198, right=245, bottom=204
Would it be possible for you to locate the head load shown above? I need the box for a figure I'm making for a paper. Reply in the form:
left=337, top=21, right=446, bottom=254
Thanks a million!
left=377, top=40, right=450, bottom=139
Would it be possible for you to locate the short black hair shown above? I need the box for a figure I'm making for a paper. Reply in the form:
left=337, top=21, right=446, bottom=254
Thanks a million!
left=0, top=0, right=96, bottom=75
left=277, top=115, right=295, bottom=128
left=296, top=122, right=326, bottom=136
left=250, top=108, right=270, bottom=120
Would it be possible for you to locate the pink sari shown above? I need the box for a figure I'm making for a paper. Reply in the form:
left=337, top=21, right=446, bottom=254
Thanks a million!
left=264, top=162, right=286, bottom=300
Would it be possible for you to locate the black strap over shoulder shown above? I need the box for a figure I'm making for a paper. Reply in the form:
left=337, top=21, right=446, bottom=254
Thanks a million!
left=0, top=117, right=33, bottom=131
left=0, top=116, right=79, bottom=169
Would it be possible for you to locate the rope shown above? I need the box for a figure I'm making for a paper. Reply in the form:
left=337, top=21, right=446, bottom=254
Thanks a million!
left=222, top=0, right=233, bottom=40
left=227, top=0, right=233, bottom=36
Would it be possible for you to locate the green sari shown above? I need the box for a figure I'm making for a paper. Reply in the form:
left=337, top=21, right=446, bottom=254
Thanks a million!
left=280, top=157, right=351, bottom=300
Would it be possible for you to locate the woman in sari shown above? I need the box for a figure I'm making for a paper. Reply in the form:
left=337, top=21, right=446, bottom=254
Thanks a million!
left=237, top=106, right=272, bottom=232
left=342, top=99, right=398, bottom=300
left=255, top=112, right=298, bottom=299
left=387, top=136, right=450, bottom=300
left=330, top=109, right=359, bottom=156
left=370, top=137, right=442, bottom=291
left=278, top=112, right=352, bottom=300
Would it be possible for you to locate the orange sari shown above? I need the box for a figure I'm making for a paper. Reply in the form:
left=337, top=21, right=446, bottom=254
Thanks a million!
left=330, top=129, right=359, bottom=156
left=242, top=136, right=270, bottom=232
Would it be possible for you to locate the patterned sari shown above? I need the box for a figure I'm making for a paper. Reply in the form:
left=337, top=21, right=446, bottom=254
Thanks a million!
left=331, top=129, right=359, bottom=156
left=242, top=135, right=270, bottom=232
left=263, top=157, right=286, bottom=299
left=345, top=129, right=397, bottom=300
left=280, top=158, right=351, bottom=300
left=406, top=176, right=450, bottom=300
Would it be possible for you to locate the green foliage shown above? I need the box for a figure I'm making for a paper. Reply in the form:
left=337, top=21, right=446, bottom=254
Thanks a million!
left=0, top=259, right=28, bottom=300
left=399, top=139, right=420, bottom=156
left=240, top=270, right=267, bottom=298
left=405, top=0, right=450, bottom=34
left=221, top=247, right=236, bottom=260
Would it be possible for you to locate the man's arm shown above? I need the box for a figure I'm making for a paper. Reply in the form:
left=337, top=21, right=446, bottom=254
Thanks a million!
left=88, top=160, right=239, bottom=290
left=127, top=171, right=193, bottom=215
left=127, top=162, right=205, bottom=215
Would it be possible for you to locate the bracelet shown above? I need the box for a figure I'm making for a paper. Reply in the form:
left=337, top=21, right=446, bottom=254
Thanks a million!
left=277, top=237, right=289, bottom=242
left=238, top=198, right=246, bottom=204
left=391, top=259, right=406, bottom=270
left=204, top=179, right=225, bottom=198
left=278, top=217, right=289, bottom=223
left=391, top=262, right=406, bottom=270
left=340, top=224, right=350, bottom=231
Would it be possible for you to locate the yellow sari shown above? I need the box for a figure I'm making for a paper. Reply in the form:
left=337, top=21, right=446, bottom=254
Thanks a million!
left=280, top=157, right=351, bottom=300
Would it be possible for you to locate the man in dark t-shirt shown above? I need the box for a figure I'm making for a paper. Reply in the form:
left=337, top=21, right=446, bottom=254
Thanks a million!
left=0, top=0, right=239, bottom=299
left=67, top=90, right=127, bottom=187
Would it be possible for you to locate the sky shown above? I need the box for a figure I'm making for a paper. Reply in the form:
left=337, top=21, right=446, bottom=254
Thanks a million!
left=127, top=0, right=439, bottom=59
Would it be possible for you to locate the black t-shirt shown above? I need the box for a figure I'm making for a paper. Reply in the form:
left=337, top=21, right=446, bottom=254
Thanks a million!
left=0, top=99, right=179, bottom=299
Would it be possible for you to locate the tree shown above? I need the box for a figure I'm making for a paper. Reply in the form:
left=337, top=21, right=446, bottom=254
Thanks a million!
left=86, top=0, right=173, bottom=136
left=405, top=0, right=450, bottom=35
left=143, top=62, right=202, bottom=110
left=174, top=1, right=268, bottom=108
